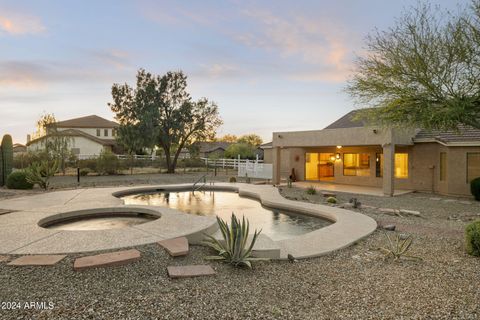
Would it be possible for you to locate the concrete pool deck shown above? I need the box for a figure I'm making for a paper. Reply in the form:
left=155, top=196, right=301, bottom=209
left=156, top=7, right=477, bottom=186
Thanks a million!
left=0, top=183, right=377, bottom=259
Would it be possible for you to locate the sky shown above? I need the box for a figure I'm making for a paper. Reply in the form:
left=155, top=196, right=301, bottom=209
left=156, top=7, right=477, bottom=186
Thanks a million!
left=0, top=0, right=462, bottom=144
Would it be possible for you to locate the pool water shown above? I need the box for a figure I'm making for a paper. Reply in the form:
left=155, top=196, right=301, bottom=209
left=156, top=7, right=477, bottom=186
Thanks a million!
left=122, top=191, right=331, bottom=241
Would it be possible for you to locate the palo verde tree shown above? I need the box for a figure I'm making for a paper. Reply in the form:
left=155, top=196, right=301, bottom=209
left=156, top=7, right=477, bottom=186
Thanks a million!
left=346, top=1, right=480, bottom=130
left=110, top=69, right=222, bottom=173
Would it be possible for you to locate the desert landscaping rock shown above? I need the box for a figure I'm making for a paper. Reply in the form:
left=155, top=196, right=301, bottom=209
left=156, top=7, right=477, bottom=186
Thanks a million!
left=167, top=265, right=216, bottom=279
left=8, top=255, right=66, bottom=266
left=399, top=209, right=421, bottom=216
left=0, top=255, right=9, bottom=262
left=382, top=224, right=396, bottom=231
left=158, top=237, right=189, bottom=257
left=73, top=249, right=141, bottom=271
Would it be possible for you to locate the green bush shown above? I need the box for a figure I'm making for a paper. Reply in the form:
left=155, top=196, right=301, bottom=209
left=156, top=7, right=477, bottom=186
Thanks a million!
left=327, top=196, right=337, bottom=204
left=470, top=178, right=480, bottom=201
left=96, top=151, right=120, bottom=175
left=306, top=186, right=317, bottom=195
left=78, top=158, right=97, bottom=172
left=6, top=171, right=33, bottom=189
left=224, top=143, right=256, bottom=159
left=465, top=220, right=480, bottom=256
left=79, top=168, right=91, bottom=176
left=229, top=176, right=237, bottom=183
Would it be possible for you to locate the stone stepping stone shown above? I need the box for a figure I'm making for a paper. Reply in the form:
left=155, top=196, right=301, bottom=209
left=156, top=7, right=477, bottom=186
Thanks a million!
left=0, top=255, right=9, bottom=263
left=8, top=255, right=66, bottom=266
left=74, top=249, right=141, bottom=271
left=158, top=237, right=189, bottom=257
left=167, top=265, right=216, bottom=279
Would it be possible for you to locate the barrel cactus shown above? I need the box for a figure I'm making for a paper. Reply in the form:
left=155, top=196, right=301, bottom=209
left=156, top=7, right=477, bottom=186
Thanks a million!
left=1, top=134, right=13, bottom=186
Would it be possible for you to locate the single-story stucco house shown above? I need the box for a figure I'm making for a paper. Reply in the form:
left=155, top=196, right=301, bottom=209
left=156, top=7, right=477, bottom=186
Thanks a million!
left=265, top=110, right=480, bottom=197
left=27, top=115, right=120, bottom=157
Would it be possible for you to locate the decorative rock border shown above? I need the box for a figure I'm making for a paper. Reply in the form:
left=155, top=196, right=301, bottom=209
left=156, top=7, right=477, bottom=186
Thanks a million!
left=0, top=183, right=377, bottom=260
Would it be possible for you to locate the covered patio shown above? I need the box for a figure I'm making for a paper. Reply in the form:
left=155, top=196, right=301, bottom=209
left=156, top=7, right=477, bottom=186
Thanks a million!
left=293, top=181, right=414, bottom=197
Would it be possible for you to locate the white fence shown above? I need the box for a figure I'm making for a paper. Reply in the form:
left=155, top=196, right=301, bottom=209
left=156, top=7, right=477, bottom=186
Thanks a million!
left=200, top=157, right=263, bottom=169
left=237, top=160, right=272, bottom=179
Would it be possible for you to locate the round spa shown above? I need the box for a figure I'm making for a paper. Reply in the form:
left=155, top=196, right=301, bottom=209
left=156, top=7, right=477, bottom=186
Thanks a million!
left=39, top=208, right=160, bottom=231
left=121, top=190, right=332, bottom=241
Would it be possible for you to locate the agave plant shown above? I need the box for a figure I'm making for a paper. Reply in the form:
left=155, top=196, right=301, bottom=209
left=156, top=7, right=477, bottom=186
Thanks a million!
left=203, top=213, right=267, bottom=268
left=378, top=232, right=421, bottom=261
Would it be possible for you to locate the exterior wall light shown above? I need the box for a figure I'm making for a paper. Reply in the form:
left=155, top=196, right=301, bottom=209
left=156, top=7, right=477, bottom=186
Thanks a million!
left=336, top=153, right=341, bottom=160
left=336, top=145, right=342, bottom=149
left=330, top=155, right=336, bottom=161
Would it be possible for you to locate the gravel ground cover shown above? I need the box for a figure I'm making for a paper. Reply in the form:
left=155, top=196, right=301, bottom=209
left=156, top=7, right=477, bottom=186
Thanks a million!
left=0, top=185, right=479, bottom=319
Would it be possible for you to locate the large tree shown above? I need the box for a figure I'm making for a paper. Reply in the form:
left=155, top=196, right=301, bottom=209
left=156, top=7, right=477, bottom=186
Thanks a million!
left=110, top=69, right=222, bottom=173
left=238, top=134, right=263, bottom=147
left=346, top=1, right=480, bottom=130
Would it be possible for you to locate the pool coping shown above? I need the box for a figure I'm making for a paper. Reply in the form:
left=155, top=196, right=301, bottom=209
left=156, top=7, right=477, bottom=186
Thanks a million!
left=0, top=183, right=377, bottom=259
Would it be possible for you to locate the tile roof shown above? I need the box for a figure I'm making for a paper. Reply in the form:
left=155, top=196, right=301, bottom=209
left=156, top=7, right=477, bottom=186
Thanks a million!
left=54, top=115, right=118, bottom=128
left=413, top=125, right=480, bottom=144
left=325, top=109, right=480, bottom=145
left=324, top=110, right=367, bottom=129
left=197, top=142, right=233, bottom=153
left=27, top=129, right=117, bottom=146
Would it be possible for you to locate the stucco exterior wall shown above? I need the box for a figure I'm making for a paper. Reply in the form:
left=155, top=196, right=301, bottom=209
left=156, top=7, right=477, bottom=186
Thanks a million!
left=263, top=149, right=272, bottom=163
left=27, top=136, right=107, bottom=156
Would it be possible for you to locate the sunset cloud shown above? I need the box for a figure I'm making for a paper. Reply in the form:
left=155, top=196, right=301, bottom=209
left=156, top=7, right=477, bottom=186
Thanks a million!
left=0, top=9, right=46, bottom=35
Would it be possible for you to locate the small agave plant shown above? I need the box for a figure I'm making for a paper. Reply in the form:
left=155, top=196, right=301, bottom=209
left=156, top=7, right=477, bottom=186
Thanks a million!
left=379, top=232, right=421, bottom=261
left=203, top=213, right=267, bottom=268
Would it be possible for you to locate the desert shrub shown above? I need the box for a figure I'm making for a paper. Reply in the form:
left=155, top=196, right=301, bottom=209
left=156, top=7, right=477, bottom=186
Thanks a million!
left=6, top=171, right=33, bottom=189
left=78, top=159, right=97, bottom=172
left=203, top=213, right=267, bottom=268
left=471, top=178, right=480, bottom=201
left=306, top=186, right=317, bottom=195
left=79, top=168, right=91, bottom=176
left=224, top=143, right=256, bottom=159
left=229, top=176, right=237, bottom=183
left=379, top=232, right=421, bottom=260
left=96, top=150, right=120, bottom=175
left=25, top=158, right=59, bottom=190
left=465, top=221, right=480, bottom=256
left=327, top=196, right=337, bottom=204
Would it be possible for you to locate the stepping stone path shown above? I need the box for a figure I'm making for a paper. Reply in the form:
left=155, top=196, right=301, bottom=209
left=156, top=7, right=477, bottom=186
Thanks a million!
left=167, top=265, right=216, bottom=279
left=158, top=237, right=189, bottom=257
left=0, top=255, right=9, bottom=262
left=8, top=255, right=66, bottom=266
left=74, top=249, right=141, bottom=271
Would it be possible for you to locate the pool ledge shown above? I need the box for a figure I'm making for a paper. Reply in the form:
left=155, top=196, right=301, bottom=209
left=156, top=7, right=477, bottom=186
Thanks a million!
left=0, top=183, right=377, bottom=259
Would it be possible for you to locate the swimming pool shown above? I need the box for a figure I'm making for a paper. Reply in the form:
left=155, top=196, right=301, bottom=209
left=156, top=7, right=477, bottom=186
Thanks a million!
left=122, top=191, right=331, bottom=241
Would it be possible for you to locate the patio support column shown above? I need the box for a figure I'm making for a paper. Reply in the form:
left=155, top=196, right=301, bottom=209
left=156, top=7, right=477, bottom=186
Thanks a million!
left=272, top=147, right=281, bottom=185
left=382, top=143, right=395, bottom=196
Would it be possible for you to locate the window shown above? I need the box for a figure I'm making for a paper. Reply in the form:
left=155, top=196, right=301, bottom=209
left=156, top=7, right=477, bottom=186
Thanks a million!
left=343, top=153, right=370, bottom=176
left=467, top=153, right=480, bottom=183
left=374, top=153, right=409, bottom=178
left=305, top=153, right=335, bottom=180
left=104, top=129, right=108, bottom=137
left=96, top=129, right=101, bottom=136
left=395, top=153, right=408, bottom=179
left=440, top=152, right=447, bottom=181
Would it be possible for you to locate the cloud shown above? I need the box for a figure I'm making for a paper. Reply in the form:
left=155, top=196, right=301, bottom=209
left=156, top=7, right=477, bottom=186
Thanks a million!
left=0, top=9, right=46, bottom=35
left=235, top=9, right=356, bottom=82
left=90, top=49, right=131, bottom=69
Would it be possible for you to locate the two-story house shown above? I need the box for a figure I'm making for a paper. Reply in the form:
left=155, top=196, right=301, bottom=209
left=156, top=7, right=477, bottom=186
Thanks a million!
left=27, top=115, right=120, bottom=158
